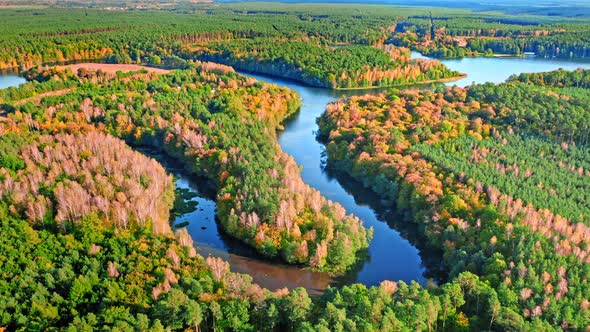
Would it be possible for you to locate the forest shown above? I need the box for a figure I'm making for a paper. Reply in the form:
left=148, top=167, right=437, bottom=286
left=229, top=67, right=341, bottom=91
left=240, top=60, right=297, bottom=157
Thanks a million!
left=391, top=14, right=590, bottom=59
left=4, top=4, right=589, bottom=86
left=1, top=68, right=585, bottom=331
left=2, top=200, right=515, bottom=331
left=0, top=61, right=374, bottom=330
left=195, top=40, right=461, bottom=89
left=0, top=62, right=374, bottom=273
left=0, top=5, right=465, bottom=89
left=508, top=68, right=590, bottom=88
left=0, top=58, right=509, bottom=332
left=1, top=2, right=590, bottom=331
left=0, top=131, right=174, bottom=233
left=317, top=71, right=590, bottom=329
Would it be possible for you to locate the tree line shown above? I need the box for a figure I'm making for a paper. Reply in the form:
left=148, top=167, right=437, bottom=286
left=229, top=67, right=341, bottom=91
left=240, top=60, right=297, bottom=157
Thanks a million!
left=391, top=14, right=590, bottom=59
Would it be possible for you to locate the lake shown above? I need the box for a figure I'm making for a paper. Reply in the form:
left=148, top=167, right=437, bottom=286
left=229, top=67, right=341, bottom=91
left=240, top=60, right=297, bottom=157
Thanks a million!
left=411, top=52, right=590, bottom=87
left=0, top=74, right=26, bottom=89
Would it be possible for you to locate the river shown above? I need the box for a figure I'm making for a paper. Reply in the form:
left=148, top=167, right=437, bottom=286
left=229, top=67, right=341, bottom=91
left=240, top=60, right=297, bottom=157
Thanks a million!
left=172, top=54, right=590, bottom=294
left=2, top=54, right=589, bottom=295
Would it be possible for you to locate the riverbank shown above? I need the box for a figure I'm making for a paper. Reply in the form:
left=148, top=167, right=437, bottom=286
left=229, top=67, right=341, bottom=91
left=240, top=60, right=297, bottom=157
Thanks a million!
left=140, top=146, right=338, bottom=295
left=197, top=61, right=466, bottom=91
left=196, top=41, right=463, bottom=91
left=332, top=73, right=468, bottom=90
left=241, top=70, right=431, bottom=287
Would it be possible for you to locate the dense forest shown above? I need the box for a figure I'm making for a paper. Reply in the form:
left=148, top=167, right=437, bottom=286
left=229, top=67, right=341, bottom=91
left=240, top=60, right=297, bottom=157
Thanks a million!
left=0, top=62, right=370, bottom=330
left=0, top=131, right=174, bottom=234
left=391, top=14, right=590, bottom=59
left=3, top=64, right=588, bottom=331
left=1, top=3, right=590, bottom=331
left=2, top=199, right=515, bottom=331
left=0, top=60, right=522, bottom=332
left=0, top=62, right=373, bottom=273
left=0, top=6, right=405, bottom=68
left=195, top=40, right=461, bottom=89
left=3, top=4, right=589, bottom=87
left=317, top=72, right=590, bottom=329
left=508, top=68, right=590, bottom=88
left=0, top=6, right=465, bottom=89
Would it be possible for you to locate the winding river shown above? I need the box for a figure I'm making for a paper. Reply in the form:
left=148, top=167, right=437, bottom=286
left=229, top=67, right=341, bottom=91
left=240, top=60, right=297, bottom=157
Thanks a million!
left=171, top=53, right=590, bottom=294
left=2, top=53, right=589, bottom=295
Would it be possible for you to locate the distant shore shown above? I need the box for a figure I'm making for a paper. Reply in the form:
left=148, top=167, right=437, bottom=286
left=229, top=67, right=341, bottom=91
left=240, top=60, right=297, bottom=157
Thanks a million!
left=332, top=73, right=468, bottom=90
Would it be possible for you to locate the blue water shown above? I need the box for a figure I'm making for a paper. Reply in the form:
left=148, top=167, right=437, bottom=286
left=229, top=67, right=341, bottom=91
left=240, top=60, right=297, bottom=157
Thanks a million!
left=0, top=75, right=26, bottom=89
left=412, top=51, right=590, bottom=87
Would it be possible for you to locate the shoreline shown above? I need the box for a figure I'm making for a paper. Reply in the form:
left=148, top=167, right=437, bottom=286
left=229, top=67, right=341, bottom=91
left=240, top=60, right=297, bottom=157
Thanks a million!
left=228, top=65, right=468, bottom=90
left=4, top=57, right=467, bottom=91
left=332, top=73, right=468, bottom=90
